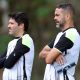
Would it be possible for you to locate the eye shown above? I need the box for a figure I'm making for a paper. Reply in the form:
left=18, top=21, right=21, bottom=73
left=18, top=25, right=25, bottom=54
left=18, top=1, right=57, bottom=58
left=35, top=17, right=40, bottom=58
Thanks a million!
left=11, top=22, right=14, bottom=25
left=9, top=22, right=14, bottom=25
left=55, top=14, right=59, bottom=16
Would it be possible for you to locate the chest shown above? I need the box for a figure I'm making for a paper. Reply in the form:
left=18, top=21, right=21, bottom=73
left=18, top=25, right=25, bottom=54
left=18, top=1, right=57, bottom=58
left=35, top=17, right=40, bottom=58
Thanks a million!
left=54, top=32, right=64, bottom=46
left=7, top=39, right=19, bottom=56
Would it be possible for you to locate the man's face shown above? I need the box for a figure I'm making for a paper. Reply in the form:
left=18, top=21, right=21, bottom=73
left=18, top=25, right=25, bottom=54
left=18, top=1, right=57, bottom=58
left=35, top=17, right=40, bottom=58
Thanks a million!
left=8, top=18, right=20, bottom=37
left=54, top=8, right=66, bottom=28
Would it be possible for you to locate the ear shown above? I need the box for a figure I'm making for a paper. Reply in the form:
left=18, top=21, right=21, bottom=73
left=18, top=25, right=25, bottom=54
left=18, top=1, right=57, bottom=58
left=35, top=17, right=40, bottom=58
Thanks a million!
left=19, top=23, right=24, bottom=29
left=65, top=14, right=70, bottom=20
left=65, top=13, right=70, bottom=20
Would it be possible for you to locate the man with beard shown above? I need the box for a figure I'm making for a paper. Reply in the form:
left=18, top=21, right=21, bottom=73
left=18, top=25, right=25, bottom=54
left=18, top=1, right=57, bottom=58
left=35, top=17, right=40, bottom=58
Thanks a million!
left=39, top=3, right=80, bottom=80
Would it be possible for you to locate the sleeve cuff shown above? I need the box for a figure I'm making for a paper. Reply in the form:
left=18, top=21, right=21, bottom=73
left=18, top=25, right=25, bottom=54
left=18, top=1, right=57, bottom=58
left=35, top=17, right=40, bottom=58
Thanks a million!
left=53, top=47, right=62, bottom=54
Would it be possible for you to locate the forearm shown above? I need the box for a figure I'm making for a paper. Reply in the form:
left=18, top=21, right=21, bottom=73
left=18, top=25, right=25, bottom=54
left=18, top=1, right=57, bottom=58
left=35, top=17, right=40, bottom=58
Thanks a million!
left=4, top=46, right=30, bottom=69
left=0, top=50, right=7, bottom=68
left=45, top=48, right=61, bottom=64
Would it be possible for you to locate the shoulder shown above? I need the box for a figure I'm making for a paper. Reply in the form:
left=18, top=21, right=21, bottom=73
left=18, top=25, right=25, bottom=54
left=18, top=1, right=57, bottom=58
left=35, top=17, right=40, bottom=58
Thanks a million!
left=65, top=28, right=80, bottom=42
left=65, top=28, right=79, bottom=34
left=8, top=39, right=18, bottom=45
left=22, top=34, right=33, bottom=43
left=22, top=34, right=34, bottom=48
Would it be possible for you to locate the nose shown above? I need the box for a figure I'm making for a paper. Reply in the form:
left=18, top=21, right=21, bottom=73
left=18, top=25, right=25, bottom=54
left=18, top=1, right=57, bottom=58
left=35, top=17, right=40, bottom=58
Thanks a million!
left=8, top=24, right=11, bottom=28
left=54, top=17, right=57, bottom=22
left=8, top=24, right=9, bottom=28
left=54, top=16, right=56, bottom=20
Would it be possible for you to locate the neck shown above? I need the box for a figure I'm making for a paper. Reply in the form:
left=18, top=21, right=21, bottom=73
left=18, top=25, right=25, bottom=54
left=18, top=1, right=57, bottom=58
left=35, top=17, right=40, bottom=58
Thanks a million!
left=15, top=31, right=25, bottom=38
left=61, top=20, right=74, bottom=31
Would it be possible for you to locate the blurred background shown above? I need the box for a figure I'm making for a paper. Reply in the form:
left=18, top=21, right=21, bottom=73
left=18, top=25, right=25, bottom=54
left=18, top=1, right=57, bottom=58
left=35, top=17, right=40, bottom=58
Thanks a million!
left=0, top=0, right=80, bottom=80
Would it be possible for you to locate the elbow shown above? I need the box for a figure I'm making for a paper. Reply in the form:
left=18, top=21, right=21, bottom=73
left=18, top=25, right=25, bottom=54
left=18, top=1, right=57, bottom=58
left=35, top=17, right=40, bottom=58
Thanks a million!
left=4, top=62, right=13, bottom=69
left=39, top=51, right=45, bottom=59
left=45, top=61, right=51, bottom=64
left=39, top=52, right=42, bottom=58
left=4, top=65, right=12, bottom=69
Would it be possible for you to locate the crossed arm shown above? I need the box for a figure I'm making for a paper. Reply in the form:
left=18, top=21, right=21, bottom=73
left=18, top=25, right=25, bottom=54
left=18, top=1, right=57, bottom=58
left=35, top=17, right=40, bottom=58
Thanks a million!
left=39, top=45, right=62, bottom=64
left=4, top=38, right=30, bottom=69
left=39, top=34, right=73, bottom=64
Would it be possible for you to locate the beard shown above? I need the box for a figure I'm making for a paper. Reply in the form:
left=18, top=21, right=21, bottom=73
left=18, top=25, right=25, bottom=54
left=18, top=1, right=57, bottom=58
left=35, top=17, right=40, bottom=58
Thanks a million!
left=56, top=23, right=60, bottom=28
left=56, top=23, right=64, bottom=29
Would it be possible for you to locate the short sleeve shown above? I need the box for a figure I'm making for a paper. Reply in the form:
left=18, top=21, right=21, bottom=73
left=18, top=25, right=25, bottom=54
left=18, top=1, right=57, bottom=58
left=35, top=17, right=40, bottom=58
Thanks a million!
left=54, top=33, right=73, bottom=53
left=22, top=34, right=31, bottom=48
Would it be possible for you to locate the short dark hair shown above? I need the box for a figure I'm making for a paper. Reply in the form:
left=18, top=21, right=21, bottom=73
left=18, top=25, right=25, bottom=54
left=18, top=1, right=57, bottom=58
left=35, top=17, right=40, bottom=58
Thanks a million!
left=9, top=12, right=29, bottom=31
left=56, top=3, right=75, bottom=15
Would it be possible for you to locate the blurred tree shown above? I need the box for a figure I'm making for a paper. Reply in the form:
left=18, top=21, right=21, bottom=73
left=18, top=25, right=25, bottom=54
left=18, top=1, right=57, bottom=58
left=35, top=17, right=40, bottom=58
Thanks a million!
left=0, top=0, right=8, bottom=32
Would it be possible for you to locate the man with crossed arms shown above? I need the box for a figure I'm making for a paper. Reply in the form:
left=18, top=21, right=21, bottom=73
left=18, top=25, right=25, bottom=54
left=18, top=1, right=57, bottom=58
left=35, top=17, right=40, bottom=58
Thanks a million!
left=39, top=3, right=80, bottom=80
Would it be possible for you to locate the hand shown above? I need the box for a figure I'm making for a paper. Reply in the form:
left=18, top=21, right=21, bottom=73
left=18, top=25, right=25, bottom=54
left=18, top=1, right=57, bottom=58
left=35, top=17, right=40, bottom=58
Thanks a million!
left=56, top=55, right=64, bottom=65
